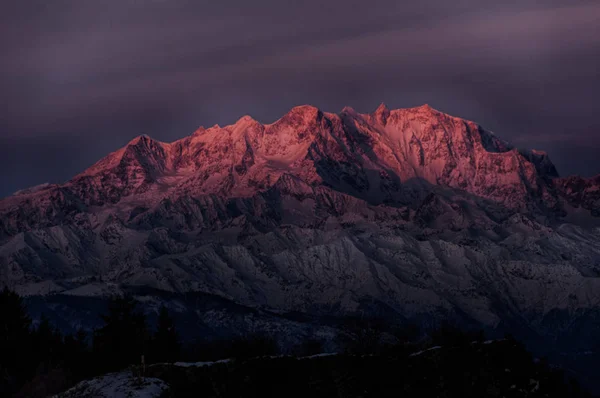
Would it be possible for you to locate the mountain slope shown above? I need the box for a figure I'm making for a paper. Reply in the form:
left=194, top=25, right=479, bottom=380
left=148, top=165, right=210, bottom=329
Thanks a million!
left=1, top=104, right=600, bottom=358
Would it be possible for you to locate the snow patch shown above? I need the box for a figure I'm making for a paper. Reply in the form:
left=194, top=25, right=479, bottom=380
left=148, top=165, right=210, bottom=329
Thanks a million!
left=409, top=346, right=442, bottom=357
left=53, top=372, right=168, bottom=398
left=172, top=358, right=232, bottom=368
left=299, top=352, right=338, bottom=360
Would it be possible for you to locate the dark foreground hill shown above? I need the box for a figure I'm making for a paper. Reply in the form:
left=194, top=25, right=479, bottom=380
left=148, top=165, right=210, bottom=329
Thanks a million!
left=57, top=339, right=591, bottom=398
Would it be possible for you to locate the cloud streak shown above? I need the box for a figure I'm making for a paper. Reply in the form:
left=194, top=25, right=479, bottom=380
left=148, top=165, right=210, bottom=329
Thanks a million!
left=0, top=1, right=599, bottom=195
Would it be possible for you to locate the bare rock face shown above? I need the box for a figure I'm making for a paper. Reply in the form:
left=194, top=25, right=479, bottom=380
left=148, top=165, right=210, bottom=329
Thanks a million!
left=1, top=104, right=600, bottom=351
left=553, top=174, right=600, bottom=216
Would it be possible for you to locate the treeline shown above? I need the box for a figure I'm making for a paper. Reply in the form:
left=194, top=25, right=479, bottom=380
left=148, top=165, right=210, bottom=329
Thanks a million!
left=0, top=288, right=179, bottom=397
left=0, top=287, right=590, bottom=397
left=150, top=342, right=591, bottom=398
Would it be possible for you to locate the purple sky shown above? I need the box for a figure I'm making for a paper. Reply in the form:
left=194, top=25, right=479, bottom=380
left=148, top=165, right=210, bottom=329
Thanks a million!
left=1, top=1, right=599, bottom=196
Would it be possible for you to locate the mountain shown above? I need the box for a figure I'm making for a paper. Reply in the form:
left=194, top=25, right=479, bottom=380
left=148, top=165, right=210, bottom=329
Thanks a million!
left=1, top=104, right=600, bottom=361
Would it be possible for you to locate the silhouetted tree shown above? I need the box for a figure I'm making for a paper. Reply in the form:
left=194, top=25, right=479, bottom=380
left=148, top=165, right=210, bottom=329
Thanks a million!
left=93, top=295, right=149, bottom=372
left=31, top=314, right=63, bottom=369
left=151, top=306, right=180, bottom=363
left=0, top=287, right=33, bottom=396
left=17, top=325, right=91, bottom=398
left=63, top=329, right=91, bottom=380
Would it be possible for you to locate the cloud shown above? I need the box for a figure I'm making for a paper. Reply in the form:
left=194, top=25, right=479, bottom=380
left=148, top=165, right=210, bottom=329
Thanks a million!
left=0, top=1, right=599, bottom=195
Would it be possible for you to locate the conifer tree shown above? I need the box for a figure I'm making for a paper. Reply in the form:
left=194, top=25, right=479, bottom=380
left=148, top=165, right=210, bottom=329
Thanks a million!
left=152, top=306, right=180, bottom=363
left=93, top=295, right=148, bottom=372
left=32, top=314, right=63, bottom=368
left=0, top=287, right=33, bottom=396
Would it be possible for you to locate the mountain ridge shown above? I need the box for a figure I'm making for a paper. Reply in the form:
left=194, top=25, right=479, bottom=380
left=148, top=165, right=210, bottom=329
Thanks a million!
left=1, top=105, right=600, bottom=360
left=1, top=104, right=597, bottom=227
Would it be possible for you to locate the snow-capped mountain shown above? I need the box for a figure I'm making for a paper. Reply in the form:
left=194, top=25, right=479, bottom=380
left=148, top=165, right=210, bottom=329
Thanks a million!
left=1, top=104, right=600, bottom=351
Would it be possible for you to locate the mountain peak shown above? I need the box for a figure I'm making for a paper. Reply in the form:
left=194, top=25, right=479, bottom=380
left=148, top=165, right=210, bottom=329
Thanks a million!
left=277, top=105, right=323, bottom=126
left=375, top=102, right=389, bottom=113
left=126, top=133, right=162, bottom=147
left=414, top=103, right=436, bottom=113
left=289, top=104, right=320, bottom=115
left=374, top=102, right=391, bottom=124
left=340, top=106, right=360, bottom=117
left=192, top=126, right=206, bottom=136
left=519, top=148, right=560, bottom=178
left=236, top=115, right=257, bottom=124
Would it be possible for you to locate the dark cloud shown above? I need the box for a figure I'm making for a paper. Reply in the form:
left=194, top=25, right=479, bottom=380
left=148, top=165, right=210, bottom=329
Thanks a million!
left=1, top=1, right=599, bottom=195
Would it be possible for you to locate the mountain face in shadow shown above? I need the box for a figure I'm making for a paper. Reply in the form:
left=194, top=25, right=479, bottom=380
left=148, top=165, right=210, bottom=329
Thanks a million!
left=1, top=104, right=600, bottom=386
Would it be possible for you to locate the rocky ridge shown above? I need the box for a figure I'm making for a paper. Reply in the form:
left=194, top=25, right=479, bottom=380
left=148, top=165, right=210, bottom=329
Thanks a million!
left=0, top=104, right=599, bottom=355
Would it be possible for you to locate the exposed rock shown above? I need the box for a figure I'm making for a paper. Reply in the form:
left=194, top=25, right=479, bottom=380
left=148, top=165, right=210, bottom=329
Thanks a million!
left=1, top=104, right=600, bottom=356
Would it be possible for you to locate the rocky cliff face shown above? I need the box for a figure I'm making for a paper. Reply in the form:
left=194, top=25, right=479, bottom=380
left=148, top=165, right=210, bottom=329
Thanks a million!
left=553, top=174, right=600, bottom=216
left=1, top=104, right=600, bottom=350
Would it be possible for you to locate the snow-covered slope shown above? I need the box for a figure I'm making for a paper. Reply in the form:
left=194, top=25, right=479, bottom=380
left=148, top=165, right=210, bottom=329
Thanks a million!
left=1, top=104, right=600, bottom=350
left=52, top=371, right=168, bottom=398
